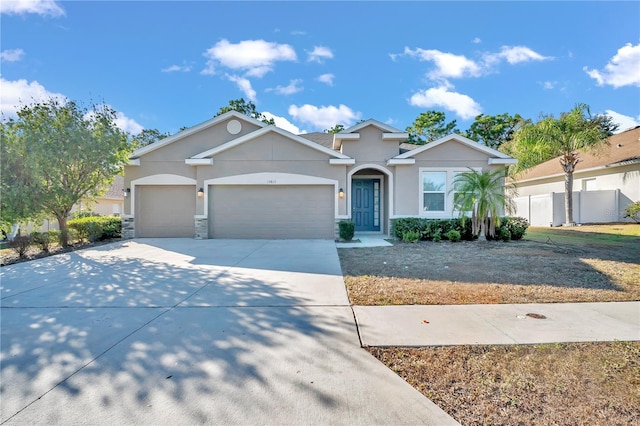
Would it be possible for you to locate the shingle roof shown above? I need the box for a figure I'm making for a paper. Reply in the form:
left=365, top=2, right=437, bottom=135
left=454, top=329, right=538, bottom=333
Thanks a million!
left=298, top=132, right=335, bottom=149
left=101, top=175, right=124, bottom=200
left=516, top=126, right=640, bottom=181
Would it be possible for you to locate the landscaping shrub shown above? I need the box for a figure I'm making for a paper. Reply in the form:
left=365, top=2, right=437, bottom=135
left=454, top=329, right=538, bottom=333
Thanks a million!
left=10, top=235, right=32, bottom=258
left=48, top=229, right=61, bottom=245
left=392, top=218, right=476, bottom=241
left=445, top=229, right=461, bottom=242
left=499, top=227, right=512, bottom=242
left=31, top=231, right=53, bottom=252
left=624, top=201, right=640, bottom=223
left=402, top=230, right=420, bottom=243
left=68, top=216, right=121, bottom=242
left=338, top=220, right=355, bottom=241
left=503, top=216, right=529, bottom=240
left=72, top=211, right=100, bottom=219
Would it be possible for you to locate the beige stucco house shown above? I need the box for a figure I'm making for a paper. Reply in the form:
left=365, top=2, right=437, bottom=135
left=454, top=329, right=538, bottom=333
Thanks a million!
left=512, top=126, right=640, bottom=226
left=122, top=111, right=516, bottom=239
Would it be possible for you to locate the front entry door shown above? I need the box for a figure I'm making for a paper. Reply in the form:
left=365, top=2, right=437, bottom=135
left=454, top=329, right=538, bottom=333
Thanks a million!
left=352, top=179, right=380, bottom=232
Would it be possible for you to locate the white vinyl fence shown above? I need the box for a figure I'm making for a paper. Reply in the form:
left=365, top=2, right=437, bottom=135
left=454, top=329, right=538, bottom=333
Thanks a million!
left=514, top=189, right=625, bottom=226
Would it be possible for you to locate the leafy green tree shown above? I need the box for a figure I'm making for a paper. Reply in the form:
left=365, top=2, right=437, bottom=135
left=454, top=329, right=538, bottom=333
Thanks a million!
left=507, top=103, right=617, bottom=225
left=325, top=124, right=345, bottom=134
left=215, top=98, right=275, bottom=125
left=451, top=168, right=515, bottom=240
left=130, top=128, right=170, bottom=148
left=464, top=113, right=525, bottom=149
left=1, top=98, right=131, bottom=246
left=406, top=110, right=458, bottom=145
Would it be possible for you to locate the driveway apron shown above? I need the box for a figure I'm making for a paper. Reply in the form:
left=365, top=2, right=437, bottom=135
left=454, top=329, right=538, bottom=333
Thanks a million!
left=1, top=239, right=456, bottom=425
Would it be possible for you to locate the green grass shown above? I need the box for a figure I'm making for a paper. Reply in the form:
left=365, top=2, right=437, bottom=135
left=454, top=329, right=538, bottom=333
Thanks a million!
left=525, top=224, right=640, bottom=248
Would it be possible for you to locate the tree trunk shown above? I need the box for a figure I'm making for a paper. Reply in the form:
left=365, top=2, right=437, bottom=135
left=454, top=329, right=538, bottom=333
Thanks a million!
left=57, top=215, right=69, bottom=248
left=564, top=171, right=574, bottom=226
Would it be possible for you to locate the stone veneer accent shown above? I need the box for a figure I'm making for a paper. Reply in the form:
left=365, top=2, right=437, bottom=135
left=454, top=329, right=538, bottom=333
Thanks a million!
left=122, top=216, right=135, bottom=239
left=195, top=217, right=208, bottom=239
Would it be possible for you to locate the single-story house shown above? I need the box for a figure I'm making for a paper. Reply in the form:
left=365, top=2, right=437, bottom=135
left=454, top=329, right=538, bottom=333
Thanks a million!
left=512, top=126, right=640, bottom=226
left=122, top=111, right=517, bottom=239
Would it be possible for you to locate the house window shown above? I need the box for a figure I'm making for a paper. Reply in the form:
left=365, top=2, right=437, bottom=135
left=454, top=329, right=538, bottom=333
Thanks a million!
left=452, top=172, right=467, bottom=211
left=422, top=172, right=446, bottom=212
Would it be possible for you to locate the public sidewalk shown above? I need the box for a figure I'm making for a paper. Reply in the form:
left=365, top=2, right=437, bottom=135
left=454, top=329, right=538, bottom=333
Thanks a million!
left=353, top=301, right=640, bottom=347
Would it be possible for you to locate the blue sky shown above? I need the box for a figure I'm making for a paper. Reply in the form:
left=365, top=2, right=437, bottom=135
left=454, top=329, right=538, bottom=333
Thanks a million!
left=2, top=1, right=639, bottom=137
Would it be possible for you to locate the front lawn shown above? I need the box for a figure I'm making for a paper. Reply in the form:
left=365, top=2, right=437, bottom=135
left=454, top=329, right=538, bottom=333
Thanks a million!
left=339, top=224, right=640, bottom=425
left=338, top=224, right=640, bottom=305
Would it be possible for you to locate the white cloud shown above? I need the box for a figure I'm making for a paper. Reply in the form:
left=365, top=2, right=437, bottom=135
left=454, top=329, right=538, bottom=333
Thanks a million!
left=1, top=48, right=25, bottom=62
left=316, top=73, right=335, bottom=86
left=262, top=111, right=301, bottom=134
left=584, top=42, right=640, bottom=88
left=85, top=106, right=144, bottom=135
left=403, top=47, right=482, bottom=80
left=288, top=104, right=361, bottom=131
left=307, top=46, right=334, bottom=63
left=0, top=77, right=66, bottom=119
left=226, top=74, right=257, bottom=102
left=409, top=85, right=482, bottom=120
left=604, top=110, right=640, bottom=133
left=489, top=46, right=553, bottom=65
left=267, top=79, right=303, bottom=95
left=161, top=64, right=192, bottom=73
left=202, top=39, right=296, bottom=78
left=472, top=37, right=482, bottom=44
left=0, top=0, right=64, bottom=16
left=542, top=81, right=556, bottom=90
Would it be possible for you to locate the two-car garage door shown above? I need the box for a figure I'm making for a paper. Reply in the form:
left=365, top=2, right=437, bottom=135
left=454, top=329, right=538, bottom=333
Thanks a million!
left=209, top=185, right=335, bottom=239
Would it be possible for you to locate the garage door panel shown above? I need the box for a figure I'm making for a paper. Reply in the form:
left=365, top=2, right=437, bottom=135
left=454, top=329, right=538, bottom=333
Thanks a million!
left=137, top=185, right=195, bottom=237
left=210, top=185, right=334, bottom=239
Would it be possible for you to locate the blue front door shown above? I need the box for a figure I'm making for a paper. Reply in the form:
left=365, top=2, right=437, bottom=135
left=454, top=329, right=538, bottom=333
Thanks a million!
left=352, top=179, right=380, bottom=232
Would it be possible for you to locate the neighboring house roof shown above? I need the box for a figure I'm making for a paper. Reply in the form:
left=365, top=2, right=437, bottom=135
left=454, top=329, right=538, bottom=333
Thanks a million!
left=399, top=142, right=421, bottom=153
left=99, top=175, right=124, bottom=200
left=515, top=126, right=640, bottom=182
left=130, top=111, right=266, bottom=159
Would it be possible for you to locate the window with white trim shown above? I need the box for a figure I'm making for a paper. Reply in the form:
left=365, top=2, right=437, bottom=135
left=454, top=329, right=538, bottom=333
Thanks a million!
left=422, top=172, right=446, bottom=212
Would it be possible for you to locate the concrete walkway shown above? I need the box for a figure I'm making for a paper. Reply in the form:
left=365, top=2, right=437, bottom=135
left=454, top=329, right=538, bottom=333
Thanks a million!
left=335, top=235, right=393, bottom=248
left=1, top=239, right=457, bottom=425
left=353, top=302, right=640, bottom=347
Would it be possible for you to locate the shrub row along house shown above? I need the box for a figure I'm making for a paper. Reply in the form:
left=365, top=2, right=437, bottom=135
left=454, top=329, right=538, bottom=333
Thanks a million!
left=122, top=111, right=517, bottom=239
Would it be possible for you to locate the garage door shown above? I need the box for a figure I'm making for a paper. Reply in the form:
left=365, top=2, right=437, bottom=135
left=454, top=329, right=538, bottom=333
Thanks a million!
left=136, top=185, right=195, bottom=237
left=209, top=185, right=335, bottom=239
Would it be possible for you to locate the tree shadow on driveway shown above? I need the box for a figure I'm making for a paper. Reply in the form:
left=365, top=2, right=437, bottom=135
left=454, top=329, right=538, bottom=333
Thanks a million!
left=1, top=239, right=451, bottom=425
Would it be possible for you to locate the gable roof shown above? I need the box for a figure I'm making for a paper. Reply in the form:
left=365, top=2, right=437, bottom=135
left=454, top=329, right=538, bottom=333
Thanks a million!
left=341, top=119, right=404, bottom=134
left=130, top=110, right=266, bottom=158
left=394, top=133, right=515, bottom=161
left=516, top=126, right=640, bottom=182
left=299, top=132, right=335, bottom=149
left=191, top=125, right=352, bottom=160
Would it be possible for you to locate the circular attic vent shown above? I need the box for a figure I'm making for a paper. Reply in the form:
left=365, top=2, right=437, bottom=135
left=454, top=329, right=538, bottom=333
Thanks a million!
left=227, top=119, right=242, bottom=135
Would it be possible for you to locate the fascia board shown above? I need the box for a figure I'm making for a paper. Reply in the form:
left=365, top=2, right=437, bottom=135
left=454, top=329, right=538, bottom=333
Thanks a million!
left=127, top=159, right=140, bottom=166
left=382, top=132, right=409, bottom=141
left=185, top=158, right=214, bottom=165
left=329, top=158, right=356, bottom=165
left=387, top=158, right=415, bottom=166
left=488, top=158, right=518, bottom=165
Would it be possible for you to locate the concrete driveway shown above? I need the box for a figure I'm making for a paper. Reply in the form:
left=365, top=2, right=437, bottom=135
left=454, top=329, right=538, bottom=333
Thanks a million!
left=1, top=239, right=456, bottom=425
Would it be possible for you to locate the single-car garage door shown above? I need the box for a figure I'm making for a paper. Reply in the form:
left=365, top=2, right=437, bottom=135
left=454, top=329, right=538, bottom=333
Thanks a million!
left=136, top=185, right=196, bottom=237
left=209, top=185, right=335, bottom=239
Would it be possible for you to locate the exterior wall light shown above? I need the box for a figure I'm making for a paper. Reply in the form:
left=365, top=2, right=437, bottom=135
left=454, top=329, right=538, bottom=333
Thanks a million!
left=197, top=188, right=204, bottom=198
left=338, top=188, right=344, bottom=199
left=123, top=188, right=130, bottom=197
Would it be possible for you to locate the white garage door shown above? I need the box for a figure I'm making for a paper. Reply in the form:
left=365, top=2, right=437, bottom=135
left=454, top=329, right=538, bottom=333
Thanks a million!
left=136, top=185, right=195, bottom=237
left=209, top=185, right=335, bottom=239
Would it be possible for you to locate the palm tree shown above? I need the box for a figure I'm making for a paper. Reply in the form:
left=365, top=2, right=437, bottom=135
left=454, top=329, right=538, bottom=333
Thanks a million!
left=451, top=168, right=516, bottom=240
left=505, top=104, right=617, bottom=225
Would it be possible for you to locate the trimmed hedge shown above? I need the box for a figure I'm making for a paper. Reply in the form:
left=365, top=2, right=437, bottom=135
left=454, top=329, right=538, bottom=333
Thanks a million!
left=391, top=216, right=529, bottom=242
left=338, top=220, right=355, bottom=241
left=68, top=216, right=121, bottom=242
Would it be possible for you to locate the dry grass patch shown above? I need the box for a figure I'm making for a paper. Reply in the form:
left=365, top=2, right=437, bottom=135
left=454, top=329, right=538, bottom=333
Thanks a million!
left=339, top=225, right=640, bottom=305
left=369, top=341, right=640, bottom=426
